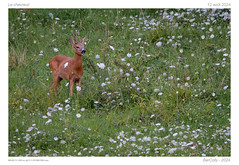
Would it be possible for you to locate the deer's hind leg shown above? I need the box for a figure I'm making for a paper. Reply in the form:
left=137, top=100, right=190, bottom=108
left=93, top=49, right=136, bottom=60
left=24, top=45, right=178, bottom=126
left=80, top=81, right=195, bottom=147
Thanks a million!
left=50, top=75, right=62, bottom=95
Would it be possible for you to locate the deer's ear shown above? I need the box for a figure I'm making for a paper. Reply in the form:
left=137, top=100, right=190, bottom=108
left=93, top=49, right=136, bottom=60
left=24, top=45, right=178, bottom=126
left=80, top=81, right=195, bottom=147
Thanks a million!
left=82, top=36, right=87, bottom=43
left=69, top=38, right=75, bottom=46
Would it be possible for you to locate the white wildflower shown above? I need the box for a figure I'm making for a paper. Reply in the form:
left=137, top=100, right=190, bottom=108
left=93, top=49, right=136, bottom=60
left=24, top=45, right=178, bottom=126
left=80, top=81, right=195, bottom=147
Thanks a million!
left=184, top=64, right=189, bottom=68
left=60, top=140, right=66, bottom=144
left=95, top=54, right=100, bottom=59
left=210, top=34, right=214, bottom=39
left=53, top=48, right=59, bottom=52
left=131, top=83, right=136, bottom=87
left=49, top=13, right=54, bottom=19
left=223, top=86, right=228, bottom=90
left=173, top=133, right=178, bottom=137
left=45, top=119, right=52, bottom=124
left=101, top=82, right=106, bottom=87
left=76, top=114, right=81, bottom=118
left=169, top=65, right=175, bottom=68
left=155, top=100, right=161, bottom=104
left=97, top=63, right=105, bottom=69
left=168, top=148, right=177, bottom=153
left=155, top=123, right=161, bottom=126
left=138, top=146, right=143, bottom=150
left=76, top=86, right=81, bottom=91
left=190, top=146, right=196, bottom=149
left=217, top=147, right=222, bottom=150
left=47, top=112, right=52, bottom=117
left=154, top=89, right=160, bottom=92
left=156, top=41, right=162, bottom=47
left=130, top=136, right=136, bottom=142
left=171, top=140, right=178, bottom=146
left=23, top=99, right=29, bottom=103
left=109, top=45, right=114, bottom=51
left=186, top=142, right=194, bottom=146
left=34, top=150, right=40, bottom=154
left=136, top=131, right=142, bottom=135
left=127, top=53, right=132, bottom=57
left=143, top=136, right=151, bottom=142
left=26, top=127, right=34, bottom=132
left=201, top=35, right=205, bottom=39
left=54, top=137, right=58, bottom=141
left=158, top=92, right=163, bottom=96
left=65, top=98, right=70, bottom=103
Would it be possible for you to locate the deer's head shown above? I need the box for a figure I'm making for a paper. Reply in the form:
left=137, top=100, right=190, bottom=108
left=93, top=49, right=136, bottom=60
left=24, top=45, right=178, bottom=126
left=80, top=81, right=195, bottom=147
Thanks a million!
left=69, top=31, right=87, bottom=56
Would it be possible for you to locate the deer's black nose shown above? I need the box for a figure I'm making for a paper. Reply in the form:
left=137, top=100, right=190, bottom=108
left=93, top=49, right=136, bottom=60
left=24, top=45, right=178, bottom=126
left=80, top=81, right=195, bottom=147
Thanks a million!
left=81, top=49, right=86, bottom=54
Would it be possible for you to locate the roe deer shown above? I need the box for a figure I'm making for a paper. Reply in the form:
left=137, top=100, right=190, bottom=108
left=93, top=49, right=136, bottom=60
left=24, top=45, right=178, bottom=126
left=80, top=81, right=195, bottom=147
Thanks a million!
left=49, top=31, right=87, bottom=96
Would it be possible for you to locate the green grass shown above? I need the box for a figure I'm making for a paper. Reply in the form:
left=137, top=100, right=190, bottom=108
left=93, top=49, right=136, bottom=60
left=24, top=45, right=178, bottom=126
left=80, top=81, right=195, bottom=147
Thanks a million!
left=8, top=8, right=230, bottom=157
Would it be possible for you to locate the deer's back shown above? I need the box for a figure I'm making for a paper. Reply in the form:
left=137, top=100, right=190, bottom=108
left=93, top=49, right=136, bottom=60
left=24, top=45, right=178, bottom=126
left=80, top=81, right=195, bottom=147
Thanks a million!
left=49, top=55, right=71, bottom=70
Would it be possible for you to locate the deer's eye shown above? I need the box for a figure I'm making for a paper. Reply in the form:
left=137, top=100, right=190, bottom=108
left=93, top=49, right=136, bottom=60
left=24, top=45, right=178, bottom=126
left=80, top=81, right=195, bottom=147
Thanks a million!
left=76, top=46, right=80, bottom=49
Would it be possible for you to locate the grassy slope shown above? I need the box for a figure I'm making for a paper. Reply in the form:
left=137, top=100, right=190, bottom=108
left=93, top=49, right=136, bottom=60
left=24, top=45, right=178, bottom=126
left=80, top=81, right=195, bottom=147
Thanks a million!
left=8, top=9, right=230, bottom=156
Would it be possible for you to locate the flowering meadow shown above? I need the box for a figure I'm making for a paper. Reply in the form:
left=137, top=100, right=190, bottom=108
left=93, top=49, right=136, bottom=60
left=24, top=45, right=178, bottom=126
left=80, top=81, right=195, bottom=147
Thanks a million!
left=8, top=9, right=230, bottom=157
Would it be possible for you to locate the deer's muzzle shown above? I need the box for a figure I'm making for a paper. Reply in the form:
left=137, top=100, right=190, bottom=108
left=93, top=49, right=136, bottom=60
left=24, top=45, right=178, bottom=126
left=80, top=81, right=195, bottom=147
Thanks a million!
left=81, top=49, right=86, bottom=55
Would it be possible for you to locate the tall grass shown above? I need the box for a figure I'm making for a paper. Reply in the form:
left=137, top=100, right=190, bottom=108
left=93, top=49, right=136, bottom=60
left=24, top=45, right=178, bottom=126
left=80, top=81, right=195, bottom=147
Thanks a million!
left=8, top=8, right=230, bottom=156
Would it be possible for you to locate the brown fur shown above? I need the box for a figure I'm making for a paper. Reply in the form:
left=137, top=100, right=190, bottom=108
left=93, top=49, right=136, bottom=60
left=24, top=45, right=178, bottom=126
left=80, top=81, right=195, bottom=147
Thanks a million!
left=49, top=32, right=86, bottom=96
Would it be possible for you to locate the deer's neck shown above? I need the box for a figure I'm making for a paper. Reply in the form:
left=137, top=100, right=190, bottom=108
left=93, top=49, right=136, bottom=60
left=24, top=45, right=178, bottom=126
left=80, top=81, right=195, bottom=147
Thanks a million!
left=73, top=52, right=83, bottom=70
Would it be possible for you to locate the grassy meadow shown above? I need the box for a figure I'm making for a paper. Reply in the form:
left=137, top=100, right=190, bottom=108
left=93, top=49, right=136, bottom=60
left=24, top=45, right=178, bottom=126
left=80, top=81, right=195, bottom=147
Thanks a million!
left=8, top=9, right=231, bottom=157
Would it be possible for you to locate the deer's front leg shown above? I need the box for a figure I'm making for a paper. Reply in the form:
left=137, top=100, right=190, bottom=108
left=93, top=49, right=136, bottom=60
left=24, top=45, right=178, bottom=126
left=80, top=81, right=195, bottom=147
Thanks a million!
left=69, top=79, right=74, bottom=96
